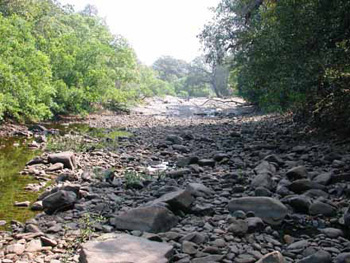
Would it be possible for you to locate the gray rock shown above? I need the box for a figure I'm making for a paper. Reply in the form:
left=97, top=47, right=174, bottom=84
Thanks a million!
left=246, top=217, right=265, bottom=232
left=182, top=241, right=197, bottom=255
left=166, top=169, right=191, bottom=179
left=282, top=195, right=311, bottom=214
left=186, top=183, right=213, bottom=197
left=166, top=134, right=183, bottom=145
left=179, top=232, right=207, bottom=245
left=80, top=234, right=173, bottom=263
left=256, top=251, right=285, bottom=263
left=46, top=162, right=64, bottom=172
left=191, top=255, right=223, bottom=263
left=312, top=172, right=332, bottom=185
left=298, top=250, right=331, bottom=263
left=150, top=189, right=194, bottom=213
left=110, top=206, right=178, bottom=233
left=264, top=155, right=284, bottom=167
left=286, top=166, right=308, bottom=181
left=251, top=173, right=275, bottom=191
left=344, top=205, right=350, bottom=227
left=288, top=179, right=324, bottom=194
left=255, top=187, right=272, bottom=197
left=42, top=190, right=77, bottom=214
left=287, top=240, right=309, bottom=250
left=227, top=219, right=248, bottom=236
left=198, top=159, right=216, bottom=167
left=319, top=228, right=344, bottom=238
left=228, top=197, right=288, bottom=225
left=309, top=201, right=336, bottom=216
left=335, top=253, right=350, bottom=263
left=48, top=152, right=76, bottom=170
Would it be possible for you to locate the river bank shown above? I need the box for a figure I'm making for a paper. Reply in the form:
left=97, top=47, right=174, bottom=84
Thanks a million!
left=1, top=97, right=350, bottom=263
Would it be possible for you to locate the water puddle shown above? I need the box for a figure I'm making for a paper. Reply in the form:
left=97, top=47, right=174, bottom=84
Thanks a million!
left=0, top=123, right=131, bottom=230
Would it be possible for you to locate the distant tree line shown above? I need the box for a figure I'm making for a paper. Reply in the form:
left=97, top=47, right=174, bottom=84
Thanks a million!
left=200, top=0, right=350, bottom=129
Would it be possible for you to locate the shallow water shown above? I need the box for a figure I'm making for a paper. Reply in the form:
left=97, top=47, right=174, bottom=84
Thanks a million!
left=0, top=137, right=40, bottom=230
left=0, top=123, right=131, bottom=230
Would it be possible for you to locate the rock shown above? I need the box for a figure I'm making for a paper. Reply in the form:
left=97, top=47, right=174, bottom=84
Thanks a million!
left=251, top=173, right=275, bottom=190
left=25, top=239, right=42, bottom=252
left=286, top=166, right=308, bottom=181
left=344, top=206, right=350, bottom=227
left=228, top=197, right=288, bottom=225
left=14, top=201, right=30, bottom=207
left=246, top=217, right=265, bottom=232
left=312, top=172, right=332, bottom=185
left=254, top=161, right=276, bottom=175
left=41, top=236, right=58, bottom=247
left=213, top=153, right=229, bottom=162
left=287, top=240, right=308, bottom=250
left=42, top=190, right=77, bottom=214
left=319, top=228, right=344, bottom=238
left=179, top=232, right=207, bottom=245
left=255, top=187, right=272, bottom=197
left=186, top=183, right=213, bottom=197
left=182, top=241, right=197, bottom=255
left=26, top=156, right=44, bottom=166
left=80, top=234, right=173, bottom=263
left=173, top=144, right=189, bottom=153
left=48, top=152, right=76, bottom=170
left=309, top=201, right=336, bottom=216
left=335, top=253, right=350, bottom=263
left=288, top=179, right=324, bottom=194
left=6, top=244, right=25, bottom=255
left=46, top=162, right=64, bottom=172
left=150, top=189, right=194, bottom=213
left=31, top=201, right=43, bottom=211
left=166, top=134, right=183, bottom=145
left=256, top=251, right=285, bottom=263
left=198, top=159, right=216, bottom=167
left=227, top=219, right=248, bottom=236
left=166, top=169, right=191, bottom=179
left=191, top=255, right=224, bottom=263
left=264, top=155, right=284, bottom=167
left=110, top=206, right=178, bottom=233
left=0, top=220, right=6, bottom=226
left=298, top=250, right=331, bottom=263
left=282, top=195, right=311, bottom=214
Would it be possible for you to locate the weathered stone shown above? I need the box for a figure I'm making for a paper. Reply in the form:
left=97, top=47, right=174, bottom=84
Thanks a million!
left=309, top=201, right=336, bottom=216
left=5, top=244, right=25, bottom=255
left=150, top=189, right=194, bottom=213
left=110, top=206, right=178, bottom=233
left=80, top=234, right=173, bottom=263
left=251, top=173, right=275, bottom=190
left=319, top=228, right=344, bottom=238
left=48, top=152, right=76, bottom=170
left=286, top=166, right=308, bottom=181
left=186, top=183, right=213, bottom=197
left=228, top=197, right=288, bottom=225
left=335, top=253, right=350, bottom=263
left=227, top=219, right=248, bottom=236
left=42, top=190, right=77, bottom=214
left=256, top=251, right=285, bottom=263
left=166, top=169, right=191, bottom=179
left=288, top=179, right=324, bottom=194
left=46, top=162, right=64, bottom=172
left=298, top=250, right=331, bottom=263
left=198, top=159, right=216, bottom=167
left=282, top=195, right=311, bottom=214
left=312, top=172, right=332, bottom=185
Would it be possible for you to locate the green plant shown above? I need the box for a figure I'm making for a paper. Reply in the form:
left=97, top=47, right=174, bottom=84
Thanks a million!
left=123, top=170, right=152, bottom=188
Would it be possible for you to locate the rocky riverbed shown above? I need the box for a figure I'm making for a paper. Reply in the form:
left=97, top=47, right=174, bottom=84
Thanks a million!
left=1, top=97, right=350, bottom=263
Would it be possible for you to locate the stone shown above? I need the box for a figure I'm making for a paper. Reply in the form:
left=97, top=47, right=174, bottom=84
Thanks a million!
left=256, top=251, right=285, bottom=263
left=312, top=172, right=332, bottom=185
left=286, top=166, right=308, bottom=181
left=80, top=234, right=173, bottom=263
left=166, top=169, right=191, bottom=179
left=191, top=255, right=223, bottom=263
left=41, top=236, right=57, bottom=247
left=198, top=159, right=216, bottom=167
left=48, top=152, right=76, bottom=170
left=6, top=244, right=25, bottom=255
left=335, top=253, right=350, bottom=263
left=26, top=156, right=45, bottom=166
left=319, top=228, right=344, bottom=238
left=14, top=201, right=30, bottom=207
left=246, top=217, right=265, bottom=232
left=182, top=241, right=197, bottom=255
left=166, top=134, right=183, bottom=145
left=344, top=206, right=350, bottom=227
left=110, top=206, right=178, bottom=233
left=251, top=173, right=275, bottom=191
left=264, top=155, right=284, bottom=166
left=25, top=239, right=42, bottom=252
left=31, top=201, right=43, bottom=211
left=150, top=189, right=194, bottom=213
left=46, top=162, right=64, bottom=172
left=288, top=179, right=324, bottom=194
left=227, top=219, right=248, bottom=236
left=254, top=161, right=277, bottom=175
left=42, top=190, right=77, bottom=214
left=186, top=183, right=213, bottom=197
left=298, top=250, right=331, bottom=263
left=255, top=187, right=272, bottom=197
left=287, top=240, right=308, bottom=250
left=309, top=201, right=336, bottom=216
left=179, top=232, right=207, bottom=245
left=228, top=197, right=288, bottom=225
left=282, top=195, right=311, bottom=214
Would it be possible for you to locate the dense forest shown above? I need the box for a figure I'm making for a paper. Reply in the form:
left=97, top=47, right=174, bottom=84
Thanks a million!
left=200, top=0, right=350, bottom=129
left=0, top=0, right=222, bottom=122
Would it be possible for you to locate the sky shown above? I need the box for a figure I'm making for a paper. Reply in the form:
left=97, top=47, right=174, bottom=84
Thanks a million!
left=58, top=0, right=220, bottom=65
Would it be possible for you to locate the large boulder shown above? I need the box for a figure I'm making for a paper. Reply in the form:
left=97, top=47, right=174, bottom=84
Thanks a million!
left=228, top=197, right=288, bottom=225
left=42, top=190, right=77, bottom=214
left=110, top=206, right=178, bottom=233
left=48, top=152, right=76, bottom=170
left=80, top=234, right=173, bottom=263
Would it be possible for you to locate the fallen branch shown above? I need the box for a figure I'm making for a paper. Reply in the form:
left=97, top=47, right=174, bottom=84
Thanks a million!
left=199, top=98, right=245, bottom=106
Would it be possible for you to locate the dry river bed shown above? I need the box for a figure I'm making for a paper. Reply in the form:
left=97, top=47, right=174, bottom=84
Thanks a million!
left=1, top=97, right=350, bottom=263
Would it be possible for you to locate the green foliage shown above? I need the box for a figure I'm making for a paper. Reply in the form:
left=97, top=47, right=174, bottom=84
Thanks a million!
left=0, top=0, right=168, bottom=122
left=201, top=0, right=350, bottom=127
